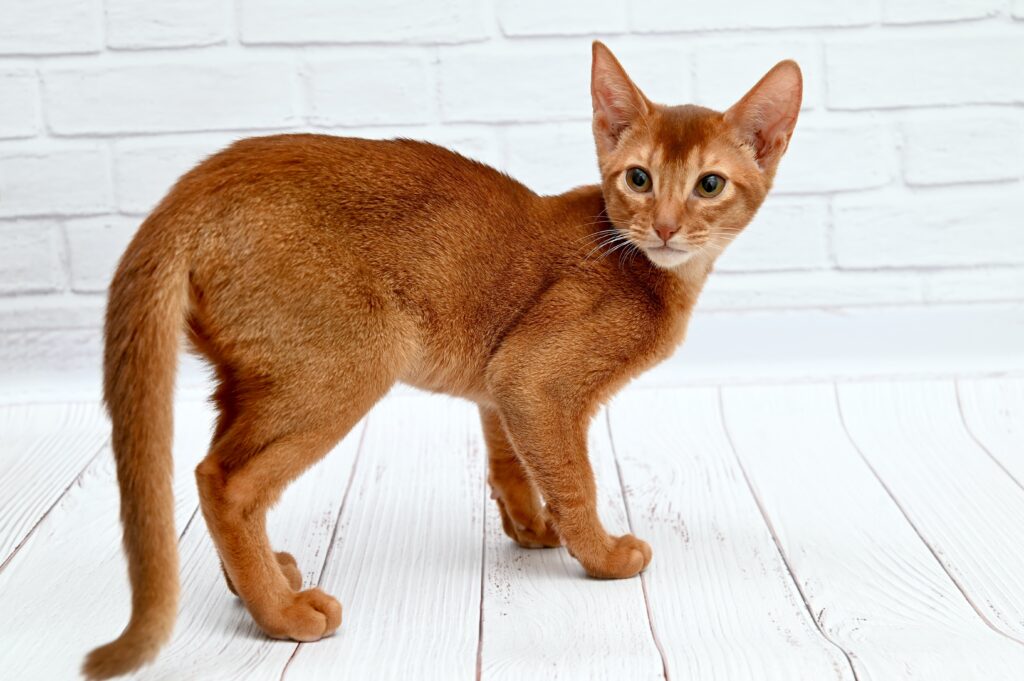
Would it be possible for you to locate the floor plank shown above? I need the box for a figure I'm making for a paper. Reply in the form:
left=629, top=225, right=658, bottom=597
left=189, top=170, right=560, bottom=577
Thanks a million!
left=724, top=383, right=1024, bottom=679
left=480, top=409, right=663, bottom=681
left=957, top=377, right=1024, bottom=487
left=610, top=388, right=852, bottom=681
left=284, top=395, right=485, bottom=681
left=0, top=400, right=215, bottom=681
left=130, top=417, right=367, bottom=680
left=838, top=380, right=1024, bottom=643
left=0, top=402, right=108, bottom=567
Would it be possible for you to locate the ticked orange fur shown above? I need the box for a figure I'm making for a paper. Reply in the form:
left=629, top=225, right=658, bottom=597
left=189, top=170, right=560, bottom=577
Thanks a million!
left=84, top=42, right=801, bottom=678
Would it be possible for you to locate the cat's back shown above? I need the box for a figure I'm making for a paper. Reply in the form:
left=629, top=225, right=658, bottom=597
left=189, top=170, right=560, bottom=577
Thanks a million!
left=179, top=133, right=534, bottom=220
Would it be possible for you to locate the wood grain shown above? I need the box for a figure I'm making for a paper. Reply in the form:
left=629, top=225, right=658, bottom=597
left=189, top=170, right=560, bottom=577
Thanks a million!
left=480, top=408, right=663, bottom=681
left=611, top=387, right=852, bottom=681
left=725, top=383, right=1024, bottom=679
left=0, top=400, right=214, bottom=680
left=838, top=379, right=1024, bottom=644
left=131, top=412, right=367, bottom=680
left=957, top=377, right=1024, bottom=488
left=4, top=382, right=1024, bottom=680
left=0, top=402, right=108, bottom=567
left=283, top=395, right=485, bottom=680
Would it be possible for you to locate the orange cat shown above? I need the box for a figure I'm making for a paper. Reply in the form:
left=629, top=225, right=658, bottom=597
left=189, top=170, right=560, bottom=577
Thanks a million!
left=84, top=42, right=801, bottom=678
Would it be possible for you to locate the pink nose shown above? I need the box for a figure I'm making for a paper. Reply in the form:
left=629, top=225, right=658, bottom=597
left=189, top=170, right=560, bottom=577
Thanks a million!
left=655, top=224, right=679, bottom=243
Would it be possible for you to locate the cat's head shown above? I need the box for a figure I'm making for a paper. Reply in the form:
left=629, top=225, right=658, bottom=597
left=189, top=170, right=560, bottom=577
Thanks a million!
left=591, top=42, right=802, bottom=270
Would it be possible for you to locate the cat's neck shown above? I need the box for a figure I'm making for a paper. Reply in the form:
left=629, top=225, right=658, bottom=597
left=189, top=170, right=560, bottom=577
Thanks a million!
left=542, top=185, right=714, bottom=310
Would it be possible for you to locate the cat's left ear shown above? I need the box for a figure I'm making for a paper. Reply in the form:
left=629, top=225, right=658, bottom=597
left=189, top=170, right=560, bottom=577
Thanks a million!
left=724, top=60, right=803, bottom=174
left=591, top=41, right=651, bottom=156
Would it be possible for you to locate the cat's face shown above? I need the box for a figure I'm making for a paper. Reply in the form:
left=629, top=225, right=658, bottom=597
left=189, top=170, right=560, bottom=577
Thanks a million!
left=591, top=43, right=802, bottom=270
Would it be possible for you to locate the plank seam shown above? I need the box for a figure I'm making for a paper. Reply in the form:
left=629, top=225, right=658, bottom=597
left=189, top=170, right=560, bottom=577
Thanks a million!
left=717, top=387, right=862, bottom=681
left=0, top=435, right=109, bottom=575
left=833, top=383, right=1024, bottom=649
left=475, top=430, right=488, bottom=681
left=278, top=416, right=372, bottom=680
left=954, top=380, right=1024, bottom=494
left=604, top=410, right=670, bottom=681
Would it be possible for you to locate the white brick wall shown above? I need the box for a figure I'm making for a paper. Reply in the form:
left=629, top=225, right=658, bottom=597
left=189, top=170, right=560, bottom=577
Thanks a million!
left=1, top=0, right=1023, bottom=354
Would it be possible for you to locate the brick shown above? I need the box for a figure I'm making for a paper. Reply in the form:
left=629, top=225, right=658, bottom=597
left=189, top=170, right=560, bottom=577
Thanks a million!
left=114, top=139, right=227, bottom=214
left=610, top=45, right=693, bottom=107
left=240, top=0, right=485, bottom=45
left=0, top=295, right=105, bottom=330
left=307, top=56, right=435, bottom=127
left=695, top=42, right=819, bottom=110
left=440, top=46, right=690, bottom=123
left=631, top=0, right=878, bottom=31
left=416, top=127, right=503, bottom=169
left=700, top=270, right=923, bottom=310
left=43, top=62, right=298, bottom=135
left=64, top=216, right=138, bottom=292
left=924, top=268, right=1024, bottom=303
left=827, top=36, right=1024, bottom=109
left=903, top=115, right=1023, bottom=185
left=0, top=71, right=39, bottom=139
left=774, top=125, right=895, bottom=193
left=0, top=220, right=63, bottom=294
left=883, top=0, right=1001, bottom=24
left=834, top=193, right=1024, bottom=268
left=0, top=147, right=112, bottom=217
left=0, top=0, right=99, bottom=55
left=498, top=0, right=626, bottom=36
left=504, top=123, right=599, bottom=195
left=717, top=199, right=830, bottom=272
left=441, top=48, right=589, bottom=123
left=106, top=0, right=227, bottom=49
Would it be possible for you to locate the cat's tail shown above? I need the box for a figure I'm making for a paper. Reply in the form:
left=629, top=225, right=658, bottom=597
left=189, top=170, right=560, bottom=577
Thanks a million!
left=83, top=209, right=191, bottom=680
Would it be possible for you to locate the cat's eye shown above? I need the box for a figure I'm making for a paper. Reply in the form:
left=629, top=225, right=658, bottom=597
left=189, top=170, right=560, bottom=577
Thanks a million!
left=696, top=174, right=726, bottom=198
left=625, top=167, right=652, bottom=193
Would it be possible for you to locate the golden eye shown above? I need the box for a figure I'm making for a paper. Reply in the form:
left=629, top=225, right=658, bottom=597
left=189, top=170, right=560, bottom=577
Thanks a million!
left=696, top=174, right=726, bottom=198
left=625, top=166, right=652, bottom=193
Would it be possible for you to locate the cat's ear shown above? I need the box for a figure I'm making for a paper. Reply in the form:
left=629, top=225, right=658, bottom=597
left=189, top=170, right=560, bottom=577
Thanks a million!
left=591, top=41, right=651, bottom=155
left=724, top=60, right=803, bottom=173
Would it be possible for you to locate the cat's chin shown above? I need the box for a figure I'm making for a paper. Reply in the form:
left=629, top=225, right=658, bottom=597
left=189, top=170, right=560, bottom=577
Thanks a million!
left=642, top=245, right=693, bottom=270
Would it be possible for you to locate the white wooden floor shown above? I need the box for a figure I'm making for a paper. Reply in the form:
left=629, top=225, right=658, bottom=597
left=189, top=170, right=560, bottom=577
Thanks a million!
left=2, top=379, right=1024, bottom=680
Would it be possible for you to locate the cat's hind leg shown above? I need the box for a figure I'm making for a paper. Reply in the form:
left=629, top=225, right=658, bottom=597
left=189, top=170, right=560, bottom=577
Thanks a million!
left=196, top=368, right=392, bottom=641
left=222, top=552, right=301, bottom=595
left=480, top=406, right=560, bottom=548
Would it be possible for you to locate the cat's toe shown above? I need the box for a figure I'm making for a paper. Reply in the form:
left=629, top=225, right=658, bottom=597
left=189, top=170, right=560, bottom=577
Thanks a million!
left=497, top=499, right=561, bottom=549
left=261, top=588, right=342, bottom=642
left=275, top=551, right=303, bottom=590
left=580, top=534, right=652, bottom=580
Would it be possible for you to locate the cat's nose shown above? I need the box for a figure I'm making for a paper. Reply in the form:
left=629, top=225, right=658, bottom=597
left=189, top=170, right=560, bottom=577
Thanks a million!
left=655, top=223, right=679, bottom=243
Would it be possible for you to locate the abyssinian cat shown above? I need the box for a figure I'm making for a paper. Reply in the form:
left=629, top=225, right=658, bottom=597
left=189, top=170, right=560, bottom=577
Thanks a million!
left=84, top=42, right=801, bottom=678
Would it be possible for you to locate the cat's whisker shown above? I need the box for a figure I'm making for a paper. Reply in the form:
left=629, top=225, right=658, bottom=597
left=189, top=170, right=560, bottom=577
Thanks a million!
left=582, top=233, right=631, bottom=261
left=599, top=238, right=636, bottom=263
left=573, top=228, right=622, bottom=245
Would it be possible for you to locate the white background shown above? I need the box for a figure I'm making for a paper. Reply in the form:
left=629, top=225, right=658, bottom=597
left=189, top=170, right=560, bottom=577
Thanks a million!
left=0, top=0, right=1022, bottom=386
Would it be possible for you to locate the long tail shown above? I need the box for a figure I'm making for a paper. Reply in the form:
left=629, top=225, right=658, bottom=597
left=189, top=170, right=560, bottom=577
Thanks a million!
left=83, top=212, right=190, bottom=680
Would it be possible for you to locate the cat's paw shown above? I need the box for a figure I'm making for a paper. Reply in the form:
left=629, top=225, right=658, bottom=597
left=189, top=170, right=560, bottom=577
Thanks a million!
left=259, top=588, right=342, bottom=642
left=275, top=551, right=303, bottom=590
left=224, top=551, right=303, bottom=595
left=496, top=498, right=561, bottom=549
left=575, top=534, right=652, bottom=580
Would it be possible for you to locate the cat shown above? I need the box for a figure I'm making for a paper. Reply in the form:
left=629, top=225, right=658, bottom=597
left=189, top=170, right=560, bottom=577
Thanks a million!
left=83, top=41, right=801, bottom=678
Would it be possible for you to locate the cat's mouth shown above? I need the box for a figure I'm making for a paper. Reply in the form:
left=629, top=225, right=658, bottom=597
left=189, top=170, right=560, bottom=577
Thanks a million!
left=640, top=242, right=693, bottom=268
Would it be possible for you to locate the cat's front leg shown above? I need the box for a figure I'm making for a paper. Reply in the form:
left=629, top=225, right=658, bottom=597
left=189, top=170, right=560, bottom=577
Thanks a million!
left=480, top=406, right=561, bottom=549
left=490, top=393, right=651, bottom=579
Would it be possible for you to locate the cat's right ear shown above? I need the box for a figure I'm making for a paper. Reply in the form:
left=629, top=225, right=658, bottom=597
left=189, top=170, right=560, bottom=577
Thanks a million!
left=591, top=42, right=650, bottom=156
